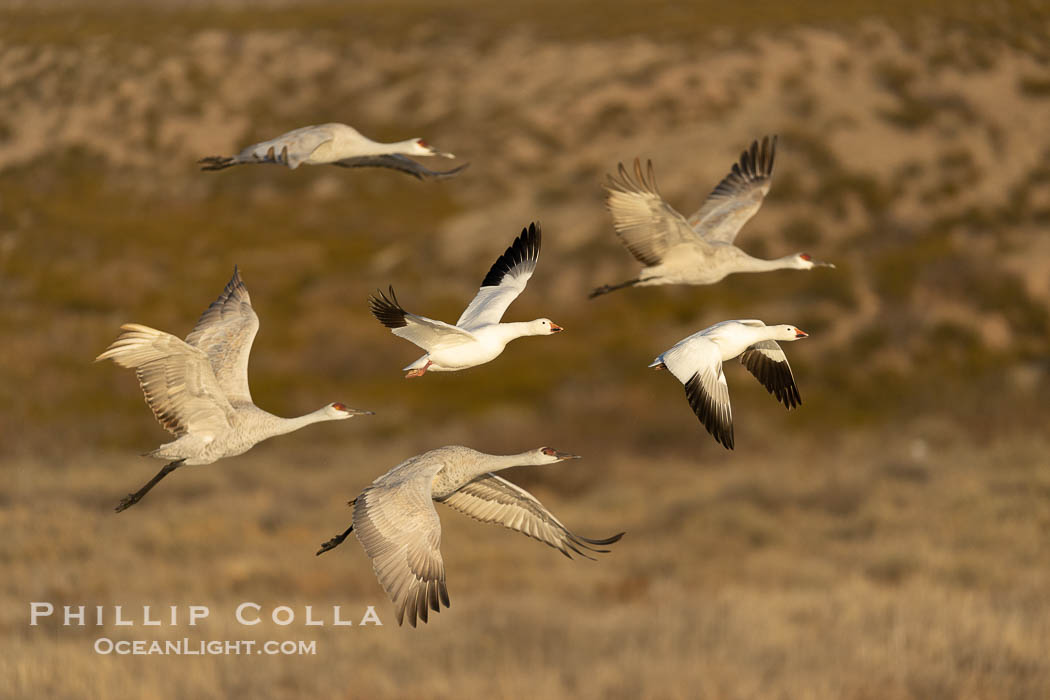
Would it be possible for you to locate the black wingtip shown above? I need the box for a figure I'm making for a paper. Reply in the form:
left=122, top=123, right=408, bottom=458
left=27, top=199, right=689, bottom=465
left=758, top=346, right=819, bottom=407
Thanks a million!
left=369, top=285, right=408, bottom=329
left=480, top=222, right=542, bottom=288
left=684, top=374, right=735, bottom=450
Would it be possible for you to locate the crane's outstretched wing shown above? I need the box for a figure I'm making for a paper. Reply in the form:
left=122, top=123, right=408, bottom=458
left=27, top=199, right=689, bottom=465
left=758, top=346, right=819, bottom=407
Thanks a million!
left=687, top=135, right=776, bottom=244
left=199, top=124, right=335, bottom=170
left=439, top=473, right=623, bottom=559
left=455, top=223, right=541, bottom=330
left=369, top=286, right=477, bottom=352
left=96, top=324, right=235, bottom=439
left=183, top=266, right=258, bottom=405
left=740, top=339, right=801, bottom=409
left=332, top=155, right=470, bottom=180
left=353, top=473, right=449, bottom=627
left=604, top=158, right=712, bottom=267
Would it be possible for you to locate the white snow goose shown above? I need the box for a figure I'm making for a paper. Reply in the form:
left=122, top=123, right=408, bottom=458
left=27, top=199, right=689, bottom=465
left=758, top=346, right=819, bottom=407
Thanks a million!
left=316, top=445, right=624, bottom=627
left=591, top=135, right=833, bottom=297
left=650, top=319, right=808, bottom=449
left=199, top=123, right=468, bottom=180
left=369, top=222, right=562, bottom=377
left=96, top=267, right=373, bottom=512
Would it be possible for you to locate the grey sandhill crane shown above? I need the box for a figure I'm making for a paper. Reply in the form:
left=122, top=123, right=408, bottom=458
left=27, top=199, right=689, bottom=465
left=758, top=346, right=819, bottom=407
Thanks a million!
left=316, top=445, right=624, bottom=627
left=96, top=267, right=372, bottom=512
left=590, top=136, right=834, bottom=298
left=369, top=223, right=563, bottom=377
left=650, top=319, right=808, bottom=449
left=198, top=123, right=468, bottom=180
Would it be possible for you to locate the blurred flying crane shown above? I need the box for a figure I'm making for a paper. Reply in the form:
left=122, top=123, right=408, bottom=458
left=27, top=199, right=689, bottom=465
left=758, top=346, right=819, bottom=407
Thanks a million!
left=650, top=319, right=809, bottom=449
left=96, top=267, right=373, bottom=512
left=369, top=222, right=563, bottom=377
left=316, top=445, right=624, bottom=627
left=198, top=122, right=468, bottom=180
left=590, top=136, right=834, bottom=297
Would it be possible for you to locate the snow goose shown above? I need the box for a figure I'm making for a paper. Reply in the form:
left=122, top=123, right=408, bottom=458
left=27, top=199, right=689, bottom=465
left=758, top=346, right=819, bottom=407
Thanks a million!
left=650, top=319, right=808, bottom=449
left=316, top=445, right=624, bottom=627
left=199, top=123, right=468, bottom=180
left=591, top=136, right=834, bottom=297
left=369, top=222, right=562, bottom=377
left=96, top=266, right=373, bottom=512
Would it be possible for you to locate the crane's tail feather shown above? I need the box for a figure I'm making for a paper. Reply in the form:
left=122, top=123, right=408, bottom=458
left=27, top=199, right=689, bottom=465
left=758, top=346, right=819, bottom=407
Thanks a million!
left=588, top=278, right=641, bottom=299
left=198, top=156, right=239, bottom=171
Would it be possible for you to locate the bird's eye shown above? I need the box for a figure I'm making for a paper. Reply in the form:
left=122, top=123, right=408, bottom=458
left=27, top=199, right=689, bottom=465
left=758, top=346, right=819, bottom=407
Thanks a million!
left=417, top=139, right=429, bottom=148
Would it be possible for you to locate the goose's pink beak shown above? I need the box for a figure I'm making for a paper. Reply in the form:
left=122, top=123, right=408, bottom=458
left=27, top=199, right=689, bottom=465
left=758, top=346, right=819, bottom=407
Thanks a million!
left=550, top=322, right=563, bottom=333
left=795, top=329, right=808, bottom=338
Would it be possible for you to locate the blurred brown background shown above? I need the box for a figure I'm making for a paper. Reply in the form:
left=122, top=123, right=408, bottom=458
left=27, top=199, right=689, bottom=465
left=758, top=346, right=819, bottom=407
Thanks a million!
left=4, top=1, right=1050, bottom=698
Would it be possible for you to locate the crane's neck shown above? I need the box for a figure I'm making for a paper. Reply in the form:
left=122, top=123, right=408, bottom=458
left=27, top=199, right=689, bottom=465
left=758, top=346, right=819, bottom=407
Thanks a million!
left=453, top=450, right=550, bottom=484
left=343, top=137, right=419, bottom=157
left=734, top=253, right=802, bottom=273
left=432, top=448, right=557, bottom=499
left=253, top=407, right=338, bottom=442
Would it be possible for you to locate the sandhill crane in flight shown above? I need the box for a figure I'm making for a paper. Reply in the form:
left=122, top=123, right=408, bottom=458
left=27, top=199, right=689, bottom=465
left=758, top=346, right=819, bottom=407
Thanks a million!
left=369, top=222, right=563, bottom=377
left=316, top=445, right=624, bottom=627
left=96, top=267, right=372, bottom=512
left=590, top=136, right=834, bottom=297
left=198, top=123, right=468, bottom=180
left=650, top=319, right=808, bottom=449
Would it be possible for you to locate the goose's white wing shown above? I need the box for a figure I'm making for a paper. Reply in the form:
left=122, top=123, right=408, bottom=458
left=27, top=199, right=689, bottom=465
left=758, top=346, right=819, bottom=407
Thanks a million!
left=455, top=223, right=541, bottom=331
left=687, top=135, right=776, bottom=244
left=239, top=124, right=336, bottom=169
left=604, top=159, right=713, bottom=266
left=740, top=340, right=801, bottom=409
left=96, top=324, right=235, bottom=439
left=439, top=473, right=623, bottom=559
left=654, top=335, right=734, bottom=449
left=369, top=287, right=477, bottom=352
left=353, top=466, right=449, bottom=627
left=183, top=266, right=258, bottom=405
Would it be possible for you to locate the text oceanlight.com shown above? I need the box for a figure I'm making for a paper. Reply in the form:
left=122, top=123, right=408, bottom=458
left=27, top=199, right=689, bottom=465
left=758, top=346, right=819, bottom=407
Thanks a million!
left=93, top=638, right=318, bottom=656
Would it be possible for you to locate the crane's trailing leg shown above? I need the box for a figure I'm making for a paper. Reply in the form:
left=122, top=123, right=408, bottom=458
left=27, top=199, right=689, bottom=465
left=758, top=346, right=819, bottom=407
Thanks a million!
left=316, top=524, right=354, bottom=556
left=115, top=459, right=186, bottom=513
left=197, top=156, right=237, bottom=171
left=588, top=278, right=641, bottom=299
left=404, top=360, right=432, bottom=379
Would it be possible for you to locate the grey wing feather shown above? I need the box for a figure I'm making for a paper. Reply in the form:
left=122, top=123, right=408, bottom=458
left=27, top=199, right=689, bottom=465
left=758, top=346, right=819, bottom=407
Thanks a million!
left=96, top=324, right=235, bottom=438
left=332, top=154, right=470, bottom=180
left=740, top=339, right=801, bottom=409
left=183, top=266, right=259, bottom=405
left=604, top=158, right=711, bottom=266
left=353, top=472, right=449, bottom=627
left=687, top=135, right=776, bottom=244
left=438, top=473, right=623, bottom=560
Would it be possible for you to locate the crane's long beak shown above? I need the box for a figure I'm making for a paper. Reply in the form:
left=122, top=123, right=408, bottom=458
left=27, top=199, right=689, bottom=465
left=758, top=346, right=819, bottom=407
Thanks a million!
left=815, top=259, right=835, bottom=268
left=553, top=450, right=581, bottom=461
left=432, top=148, right=456, bottom=159
left=336, top=404, right=375, bottom=416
